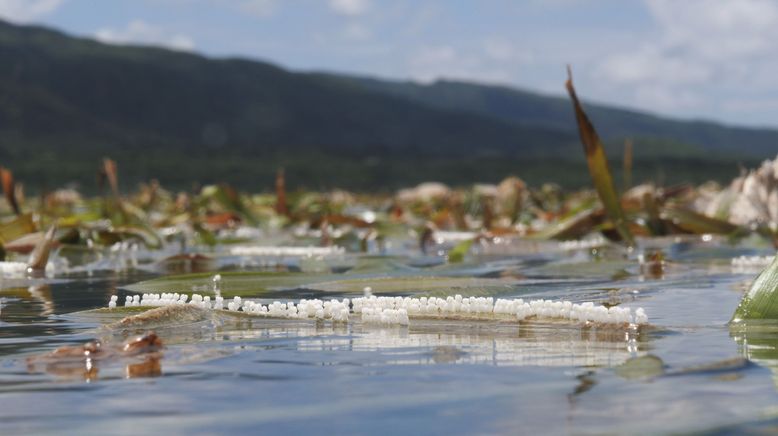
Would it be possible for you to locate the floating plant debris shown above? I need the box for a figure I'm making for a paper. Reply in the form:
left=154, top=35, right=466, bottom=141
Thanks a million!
left=103, top=293, right=649, bottom=327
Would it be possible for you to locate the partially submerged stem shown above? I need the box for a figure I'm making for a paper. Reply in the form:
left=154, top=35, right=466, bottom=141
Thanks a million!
left=27, top=224, right=57, bottom=272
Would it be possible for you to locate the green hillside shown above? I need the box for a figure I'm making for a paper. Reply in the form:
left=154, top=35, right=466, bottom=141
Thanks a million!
left=338, top=76, right=778, bottom=157
left=0, top=19, right=773, bottom=191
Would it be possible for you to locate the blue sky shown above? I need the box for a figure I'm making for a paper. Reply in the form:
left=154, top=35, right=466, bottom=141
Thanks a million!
left=3, top=0, right=778, bottom=128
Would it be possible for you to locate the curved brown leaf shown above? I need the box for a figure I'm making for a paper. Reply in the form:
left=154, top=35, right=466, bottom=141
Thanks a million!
left=0, top=167, right=20, bottom=215
left=565, top=67, right=634, bottom=246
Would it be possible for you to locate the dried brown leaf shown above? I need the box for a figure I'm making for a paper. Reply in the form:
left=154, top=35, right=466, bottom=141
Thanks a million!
left=565, top=67, right=634, bottom=246
left=0, top=167, right=20, bottom=215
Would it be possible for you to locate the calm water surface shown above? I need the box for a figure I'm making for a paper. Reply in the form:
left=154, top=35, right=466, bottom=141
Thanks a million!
left=2, top=237, right=778, bottom=435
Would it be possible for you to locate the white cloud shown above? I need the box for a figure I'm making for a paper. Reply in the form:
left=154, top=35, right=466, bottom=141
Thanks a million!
left=646, top=0, right=778, bottom=60
left=408, top=45, right=514, bottom=85
left=95, top=20, right=195, bottom=51
left=597, top=0, right=778, bottom=113
left=329, top=0, right=368, bottom=16
left=600, top=46, right=711, bottom=85
left=0, top=0, right=63, bottom=23
left=634, top=83, right=703, bottom=111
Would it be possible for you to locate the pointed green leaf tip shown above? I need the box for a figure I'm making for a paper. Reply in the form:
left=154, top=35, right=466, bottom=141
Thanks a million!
left=732, top=254, right=778, bottom=322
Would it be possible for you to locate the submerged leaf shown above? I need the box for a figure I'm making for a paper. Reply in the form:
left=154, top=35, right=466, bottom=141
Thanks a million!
left=346, top=256, right=415, bottom=274
left=448, top=238, right=474, bottom=263
left=615, top=355, right=665, bottom=379
left=123, top=271, right=331, bottom=297
left=306, top=276, right=518, bottom=296
left=565, top=67, right=634, bottom=246
left=123, top=270, right=520, bottom=298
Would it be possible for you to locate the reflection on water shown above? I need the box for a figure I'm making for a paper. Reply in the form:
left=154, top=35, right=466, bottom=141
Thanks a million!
left=185, top=319, right=642, bottom=367
left=24, top=353, right=162, bottom=382
left=25, top=332, right=165, bottom=381
left=2, top=240, right=778, bottom=434
left=292, top=322, right=642, bottom=367
left=731, top=322, right=778, bottom=391
left=24, top=284, right=54, bottom=316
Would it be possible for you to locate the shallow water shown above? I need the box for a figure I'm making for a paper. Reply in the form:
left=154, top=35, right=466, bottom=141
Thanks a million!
left=2, top=237, right=778, bottom=435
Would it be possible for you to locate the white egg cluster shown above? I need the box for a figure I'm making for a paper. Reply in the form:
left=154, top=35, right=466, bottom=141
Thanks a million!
left=124, top=295, right=141, bottom=306
left=731, top=255, right=774, bottom=268
left=433, top=231, right=478, bottom=242
left=360, top=308, right=410, bottom=325
left=352, top=295, right=647, bottom=325
left=229, top=246, right=345, bottom=256
left=112, top=292, right=350, bottom=321
left=353, top=295, right=496, bottom=315
left=124, top=293, right=207, bottom=308
left=108, top=293, right=648, bottom=326
left=558, top=236, right=607, bottom=251
left=517, top=300, right=634, bottom=324
left=237, top=298, right=350, bottom=322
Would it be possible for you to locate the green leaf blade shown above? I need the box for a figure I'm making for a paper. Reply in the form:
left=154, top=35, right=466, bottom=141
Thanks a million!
left=732, top=255, right=778, bottom=322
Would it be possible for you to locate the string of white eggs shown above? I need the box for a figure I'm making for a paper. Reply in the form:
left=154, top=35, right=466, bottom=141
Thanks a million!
left=107, top=293, right=648, bottom=327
